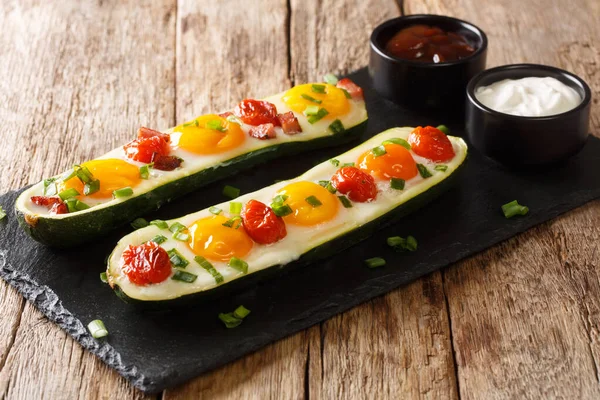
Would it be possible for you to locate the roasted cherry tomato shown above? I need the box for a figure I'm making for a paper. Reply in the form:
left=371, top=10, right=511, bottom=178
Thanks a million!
left=241, top=199, right=287, bottom=245
left=123, top=127, right=170, bottom=164
left=30, top=196, right=68, bottom=214
left=234, top=99, right=279, bottom=126
left=121, top=241, right=172, bottom=285
left=408, top=126, right=455, bottom=162
left=336, top=78, right=364, bottom=100
left=331, top=166, right=377, bottom=203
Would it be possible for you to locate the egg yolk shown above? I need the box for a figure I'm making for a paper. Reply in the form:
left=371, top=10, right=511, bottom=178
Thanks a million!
left=282, top=83, right=350, bottom=118
left=277, top=181, right=339, bottom=226
left=59, top=159, right=142, bottom=199
left=187, top=215, right=254, bottom=262
left=358, top=143, right=418, bottom=180
left=173, top=114, right=245, bottom=155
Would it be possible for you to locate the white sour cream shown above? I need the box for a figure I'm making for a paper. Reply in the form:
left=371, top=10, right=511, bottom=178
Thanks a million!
left=475, top=77, right=581, bottom=117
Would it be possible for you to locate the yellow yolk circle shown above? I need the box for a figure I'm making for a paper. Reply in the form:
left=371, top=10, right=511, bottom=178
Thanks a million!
left=282, top=83, right=350, bottom=118
left=59, top=159, right=142, bottom=199
left=173, top=114, right=245, bottom=155
left=277, top=181, right=339, bottom=226
left=357, top=143, right=418, bottom=180
left=187, top=215, right=254, bottom=262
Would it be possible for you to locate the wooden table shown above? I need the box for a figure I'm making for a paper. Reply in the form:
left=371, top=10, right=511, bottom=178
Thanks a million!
left=1, top=0, right=598, bottom=398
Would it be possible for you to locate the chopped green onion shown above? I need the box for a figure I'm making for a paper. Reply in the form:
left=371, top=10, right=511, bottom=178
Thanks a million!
left=139, top=164, right=152, bottom=179
left=390, top=178, right=405, bottom=190
left=311, top=84, right=326, bottom=94
left=74, top=165, right=94, bottom=183
left=173, top=232, right=190, bottom=242
left=226, top=115, right=241, bottom=124
left=371, top=145, right=387, bottom=157
left=172, top=270, right=197, bottom=283
left=416, top=164, right=432, bottom=178
left=329, top=119, right=345, bottom=134
left=113, top=187, right=134, bottom=198
left=364, top=257, right=386, bottom=269
left=83, top=179, right=100, bottom=196
left=207, top=119, right=227, bottom=132
left=150, top=219, right=168, bottom=229
left=223, top=185, right=240, bottom=199
left=228, top=257, right=248, bottom=274
left=318, top=180, right=337, bottom=194
left=131, top=218, right=149, bottom=229
left=222, top=216, right=242, bottom=229
left=0, top=206, right=5, bottom=221
left=436, top=125, right=450, bottom=135
left=99, top=272, right=108, bottom=283
left=303, top=105, right=320, bottom=116
left=341, top=88, right=352, bottom=99
left=87, top=319, right=108, bottom=339
left=169, top=222, right=186, bottom=233
left=230, top=202, right=242, bottom=215
left=195, top=256, right=224, bottom=284
left=218, top=312, right=243, bottom=328
left=434, top=165, right=448, bottom=172
left=43, top=178, right=57, bottom=196
left=307, top=108, right=329, bottom=124
left=337, top=195, right=353, bottom=208
left=65, top=198, right=90, bottom=213
left=387, top=235, right=418, bottom=252
left=330, top=159, right=340, bottom=167
left=194, top=119, right=200, bottom=127
left=168, top=248, right=189, bottom=268
left=58, top=188, right=80, bottom=200
left=209, top=206, right=222, bottom=215
left=501, top=200, right=529, bottom=218
left=300, top=93, right=322, bottom=104
left=305, top=195, right=322, bottom=207
left=271, top=194, right=289, bottom=205
left=151, top=235, right=168, bottom=244
left=182, top=120, right=195, bottom=127
left=382, top=138, right=411, bottom=150
left=323, top=73, right=338, bottom=85
left=272, top=203, right=293, bottom=217
left=233, top=305, right=251, bottom=319
left=342, top=162, right=355, bottom=167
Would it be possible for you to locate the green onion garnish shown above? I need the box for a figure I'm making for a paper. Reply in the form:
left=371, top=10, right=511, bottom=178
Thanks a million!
left=74, top=165, right=94, bottom=183
left=150, top=219, right=168, bottom=229
left=271, top=194, right=289, bottom=204
left=173, top=232, right=190, bottom=242
left=139, top=164, right=152, bottom=179
left=318, top=180, right=337, bottom=194
left=387, top=235, right=418, bottom=252
left=131, top=218, right=149, bottom=229
left=342, top=162, right=355, bottom=167
left=329, top=119, right=345, bottom=134
left=230, top=202, right=242, bottom=215
left=100, top=272, right=108, bottom=283
left=364, top=257, right=386, bottom=269
left=300, top=93, right=322, bottom=104
left=194, top=119, right=200, bottom=127
left=151, top=235, right=168, bottom=244
left=43, top=178, right=57, bottom=196
left=416, top=164, right=432, bottom=178
left=58, top=188, right=80, bottom=200
left=436, top=125, right=450, bottom=135
left=169, top=222, right=186, bottom=233
left=311, top=84, right=326, bottom=94
left=218, top=312, right=243, bottom=328
left=87, top=319, right=108, bottom=339
left=382, top=138, right=411, bottom=150
left=390, top=178, right=405, bottom=190
left=371, top=145, right=387, bottom=157
left=228, top=257, right=248, bottom=274
left=65, top=198, right=90, bottom=212
left=206, top=119, right=227, bottom=132
left=168, top=248, right=189, bottom=268
left=0, top=206, right=5, bottom=220
left=307, top=108, right=329, bottom=124
left=501, top=200, right=529, bottom=218
left=233, top=305, right=251, bottom=319
left=305, top=195, right=322, bottom=207
left=209, top=206, right=222, bottom=215
left=272, top=203, right=293, bottom=217
left=303, top=105, right=320, bottom=116
left=330, top=159, right=340, bottom=167
left=182, top=120, right=195, bottom=127
left=226, top=115, right=241, bottom=124
left=172, top=270, right=197, bottom=283
left=113, top=187, right=134, bottom=198
left=222, top=216, right=242, bottom=229
left=323, top=73, right=338, bottom=85
left=341, top=88, right=352, bottom=99
left=337, top=195, right=352, bottom=208
left=223, top=185, right=240, bottom=199
left=195, top=256, right=224, bottom=284
left=83, top=179, right=100, bottom=196
left=434, top=165, right=448, bottom=172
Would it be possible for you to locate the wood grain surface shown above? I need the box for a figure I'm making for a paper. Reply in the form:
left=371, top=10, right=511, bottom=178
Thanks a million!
left=0, top=0, right=598, bottom=399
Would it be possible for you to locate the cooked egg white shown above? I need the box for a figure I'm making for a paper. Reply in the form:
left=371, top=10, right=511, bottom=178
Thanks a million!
left=107, top=127, right=468, bottom=302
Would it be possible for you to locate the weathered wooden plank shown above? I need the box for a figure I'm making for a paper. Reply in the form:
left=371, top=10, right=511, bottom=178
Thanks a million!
left=406, top=0, right=600, bottom=398
left=0, top=0, right=175, bottom=397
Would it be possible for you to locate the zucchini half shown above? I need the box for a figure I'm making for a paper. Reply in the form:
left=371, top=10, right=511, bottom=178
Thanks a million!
left=107, top=127, right=468, bottom=307
left=15, top=84, right=367, bottom=247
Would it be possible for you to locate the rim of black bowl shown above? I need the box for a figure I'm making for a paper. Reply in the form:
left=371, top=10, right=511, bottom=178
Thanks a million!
left=370, top=14, right=488, bottom=67
left=466, top=64, right=592, bottom=121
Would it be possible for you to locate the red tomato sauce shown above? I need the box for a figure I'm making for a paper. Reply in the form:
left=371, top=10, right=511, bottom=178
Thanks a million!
left=384, top=25, right=476, bottom=63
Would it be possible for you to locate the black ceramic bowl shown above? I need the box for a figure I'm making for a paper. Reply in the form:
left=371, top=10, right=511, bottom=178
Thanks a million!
left=466, top=64, right=592, bottom=166
left=369, top=14, right=488, bottom=111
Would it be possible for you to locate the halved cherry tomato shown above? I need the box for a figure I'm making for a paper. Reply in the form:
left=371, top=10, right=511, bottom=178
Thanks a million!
left=331, top=167, right=377, bottom=203
left=408, top=126, right=455, bottom=162
left=241, top=199, right=287, bottom=245
left=121, top=241, right=172, bottom=285
left=234, top=99, right=279, bottom=126
left=123, top=127, right=170, bottom=164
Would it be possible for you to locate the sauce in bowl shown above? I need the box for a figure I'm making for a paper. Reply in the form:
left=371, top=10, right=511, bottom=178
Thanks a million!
left=384, top=24, right=476, bottom=63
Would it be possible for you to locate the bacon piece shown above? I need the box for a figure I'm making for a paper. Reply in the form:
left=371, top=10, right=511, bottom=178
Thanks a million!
left=138, top=126, right=170, bottom=143
left=50, top=202, right=68, bottom=214
left=152, top=153, right=183, bottom=171
left=336, top=78, right=364, bottom=101
left=248, top=123, right=276, bottom=140
left=218, top=111, right=233, bottom=119
left=31, top=196, right=68, bottom=214
left=277, top=112, right=302, bottom=135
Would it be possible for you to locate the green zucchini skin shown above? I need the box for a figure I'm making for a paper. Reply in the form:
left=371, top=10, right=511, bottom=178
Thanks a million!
left=111, top=158, right=466, bottom=309
left=16, top=121, right=366, bottom=248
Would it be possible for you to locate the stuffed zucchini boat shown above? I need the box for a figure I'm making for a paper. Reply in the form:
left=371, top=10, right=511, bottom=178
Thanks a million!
left=107, top=126, right=468, bottom=307
left=16, top=78, right=367, bottom=247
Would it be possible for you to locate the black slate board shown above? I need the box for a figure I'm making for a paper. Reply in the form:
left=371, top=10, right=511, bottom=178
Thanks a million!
left=1, top=68, right=599, bottom=393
